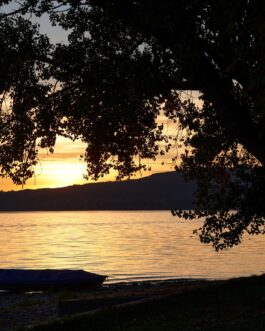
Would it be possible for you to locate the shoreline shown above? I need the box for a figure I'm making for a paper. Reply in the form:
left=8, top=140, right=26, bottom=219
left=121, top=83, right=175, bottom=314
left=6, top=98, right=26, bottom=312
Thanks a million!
left=1, top=274, right=264, bottom=330
left=0, top=277, right=216, bottom=331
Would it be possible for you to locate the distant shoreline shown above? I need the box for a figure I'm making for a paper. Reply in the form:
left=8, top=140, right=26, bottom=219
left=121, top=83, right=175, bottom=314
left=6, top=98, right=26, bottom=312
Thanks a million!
left=0, top=172, right=195, bottom=211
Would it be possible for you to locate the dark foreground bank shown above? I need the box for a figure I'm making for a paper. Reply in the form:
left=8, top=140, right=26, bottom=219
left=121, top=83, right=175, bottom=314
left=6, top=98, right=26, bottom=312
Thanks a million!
left=1, top=275, right=265, bottom=331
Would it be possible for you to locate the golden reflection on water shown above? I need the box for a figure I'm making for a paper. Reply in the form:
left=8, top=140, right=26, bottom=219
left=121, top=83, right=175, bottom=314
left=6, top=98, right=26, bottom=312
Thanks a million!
left=0, top=211, right=264, bottom=282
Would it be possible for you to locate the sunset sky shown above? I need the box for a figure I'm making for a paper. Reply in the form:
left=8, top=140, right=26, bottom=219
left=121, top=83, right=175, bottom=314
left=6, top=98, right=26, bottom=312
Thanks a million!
left=0, top=118, right=179, bottom=191
left=0, top=5, right=201, bottom=192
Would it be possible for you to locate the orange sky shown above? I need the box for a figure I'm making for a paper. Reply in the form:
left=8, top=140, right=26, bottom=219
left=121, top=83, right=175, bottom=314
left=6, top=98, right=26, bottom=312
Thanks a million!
left=0, top=7, right=202, bottom=192
left=0, top=127, right=178, bottom=192
left=0, top=5, right=207, bottom=192
left=0, top=92, right=202, bottom=192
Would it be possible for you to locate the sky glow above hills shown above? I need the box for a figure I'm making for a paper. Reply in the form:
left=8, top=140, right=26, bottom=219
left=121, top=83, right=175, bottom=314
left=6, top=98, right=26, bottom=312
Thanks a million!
left=0, top=3, right=201, bottom=191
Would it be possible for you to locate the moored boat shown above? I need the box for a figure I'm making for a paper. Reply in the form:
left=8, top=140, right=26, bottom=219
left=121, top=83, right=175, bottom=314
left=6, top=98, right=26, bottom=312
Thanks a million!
left=0, top=269, right=107, bottom=292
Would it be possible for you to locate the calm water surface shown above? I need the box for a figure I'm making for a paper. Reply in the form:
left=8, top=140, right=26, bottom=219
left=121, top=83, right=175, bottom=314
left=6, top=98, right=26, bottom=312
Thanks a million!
left=0, top=211, right=264, bottom=283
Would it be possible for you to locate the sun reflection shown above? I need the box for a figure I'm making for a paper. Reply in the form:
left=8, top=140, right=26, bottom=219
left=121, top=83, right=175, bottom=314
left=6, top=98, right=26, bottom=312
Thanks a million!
left=0, top=211, right=265, bottom=281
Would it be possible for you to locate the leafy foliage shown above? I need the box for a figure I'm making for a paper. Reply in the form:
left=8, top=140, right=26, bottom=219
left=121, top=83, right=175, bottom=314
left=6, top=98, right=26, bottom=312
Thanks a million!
left=0, top=1, right=265, bottom=248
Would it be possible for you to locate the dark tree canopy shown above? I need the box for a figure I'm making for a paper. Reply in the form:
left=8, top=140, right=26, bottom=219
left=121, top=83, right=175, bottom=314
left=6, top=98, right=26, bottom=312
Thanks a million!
left=0, top=0, right=265, bottom=249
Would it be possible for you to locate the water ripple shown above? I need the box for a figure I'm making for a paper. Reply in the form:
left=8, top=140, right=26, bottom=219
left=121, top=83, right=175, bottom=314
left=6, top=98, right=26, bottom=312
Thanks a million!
left=0, top=211, right=264, bottom=282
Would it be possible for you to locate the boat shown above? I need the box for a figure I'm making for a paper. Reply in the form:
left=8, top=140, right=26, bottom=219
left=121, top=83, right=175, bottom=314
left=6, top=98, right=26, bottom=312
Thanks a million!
left=0, top=269, right=107, bottom=292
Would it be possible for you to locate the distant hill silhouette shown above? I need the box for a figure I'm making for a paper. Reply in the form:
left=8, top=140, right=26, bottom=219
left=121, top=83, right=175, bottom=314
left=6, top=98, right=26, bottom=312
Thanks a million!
left=0, top=172, right=196, bottom=211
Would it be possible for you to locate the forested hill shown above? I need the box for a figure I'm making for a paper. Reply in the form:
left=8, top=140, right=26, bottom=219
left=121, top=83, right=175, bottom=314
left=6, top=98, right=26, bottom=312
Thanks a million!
left=0, top=172, right=195, bottom=211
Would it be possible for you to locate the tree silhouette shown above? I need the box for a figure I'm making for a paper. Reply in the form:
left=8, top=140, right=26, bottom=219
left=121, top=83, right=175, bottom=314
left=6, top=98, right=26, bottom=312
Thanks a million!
left=0, top=1, right=264, bottom=248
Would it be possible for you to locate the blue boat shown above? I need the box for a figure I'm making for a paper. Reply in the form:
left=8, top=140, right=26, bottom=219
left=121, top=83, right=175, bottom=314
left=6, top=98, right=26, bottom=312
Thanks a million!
left=0, top=269, right=107, bottom=291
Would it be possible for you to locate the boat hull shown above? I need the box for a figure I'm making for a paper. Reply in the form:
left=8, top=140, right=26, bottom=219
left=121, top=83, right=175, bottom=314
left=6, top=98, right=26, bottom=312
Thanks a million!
left=0, top=269, right=107, bottom=292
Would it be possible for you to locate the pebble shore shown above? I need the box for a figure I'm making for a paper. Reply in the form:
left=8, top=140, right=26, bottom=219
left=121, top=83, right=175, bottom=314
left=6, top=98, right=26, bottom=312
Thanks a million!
left=0, top=292, right=58, bottom=331
left=0, top=279, right=207, bottom=330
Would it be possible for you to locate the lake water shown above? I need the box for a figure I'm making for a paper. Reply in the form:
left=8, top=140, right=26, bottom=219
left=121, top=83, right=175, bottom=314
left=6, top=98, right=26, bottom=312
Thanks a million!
left=0, top=211, right=264, bottom=283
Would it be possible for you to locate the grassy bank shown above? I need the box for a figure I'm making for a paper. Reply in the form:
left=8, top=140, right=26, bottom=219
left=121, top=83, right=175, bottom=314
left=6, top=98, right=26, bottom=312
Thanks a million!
left=22, top=275, right=265, bottom=331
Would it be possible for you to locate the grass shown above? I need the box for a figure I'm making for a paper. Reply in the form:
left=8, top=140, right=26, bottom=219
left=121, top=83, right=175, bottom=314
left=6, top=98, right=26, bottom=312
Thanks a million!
left=21, top=275, right=265, bottom=331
